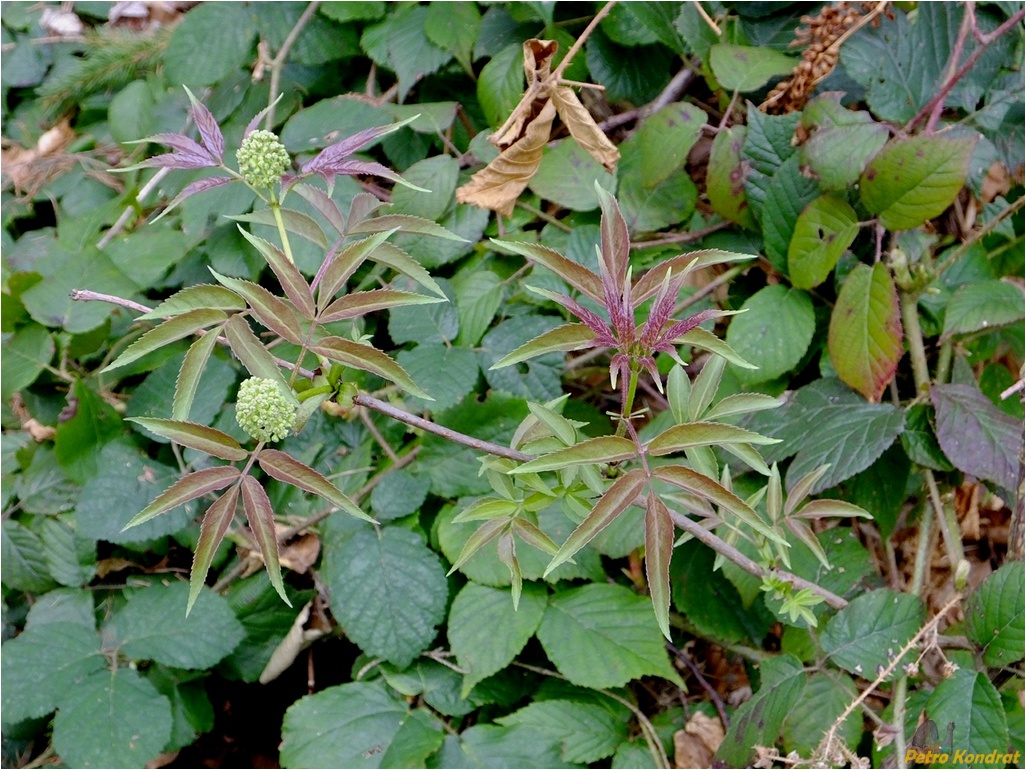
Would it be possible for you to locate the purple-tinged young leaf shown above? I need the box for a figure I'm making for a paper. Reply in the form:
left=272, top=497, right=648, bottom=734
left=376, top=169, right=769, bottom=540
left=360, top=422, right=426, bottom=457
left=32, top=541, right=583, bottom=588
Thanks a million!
left=785, top=519, right=831, bottom=570
left=791, top=499, right=872, bottom=521
left=127, top=418, right=249, bottom=462
left=497, top=532, right=523, bottom=609
left=316, top=231, right=397, bottom=310
left=258, top=449, right=374, bottom=522
left=347, top=192, right=388, bottom=229
left=596, top=184, right=630, bottom=289
left=639, top=272, right=686, bottom=349
left=672, top=327, right=757, bottom=369
left=452, top=498, right=520, bottom=524
left=654, top=309, right=727, bottom=351
left=174, top=327, right=223, bottom=421
left=223, top=314, right=291, bottom=390
left=544, top=468, right=648, bottom=577
left=232, top=209, right=328, bottom=249
left=703, top=393, right=784, bottom=421
left=490, top=239, right=604, bottom=302
left=184, top=86, right=225, bottom=163
left=645, top=494, right=674, bottom=641
left=782, top=465, right=831, bottom=517
left=651, top=465, right=785, bottom=544
left=103, top=309, right=228, bottom=373
left=349, top=214, right=469, bottom=242
left=209, top=269, right=304, bottom=344
left=310, top=159, right=430, bottom=192
left=525, top=286, right=613, bottom=341
left=242, top=94, right=284, bottom=139
left=632, top=250, right=754, bottom=307
left=293, top=184, right=347, bottom=235
left=310, top=336, right=432, bottom=400
left=241, top=475, right=292, bottom=607
left=721, top=443, right=773, bottom=476
left=123, top=465, right=242, bottom=530
left=130, top=151, right=215, bottom=170
left=235, top=228, right=315, bottom=319
left=364, top=242, right=446, bottom=298
left=447, top=517, right=508, bottom=575
left=302, top=117, right=419, bottom=178
left=510, top=435, right=638, bottom=474
left=490, top=323, right=598, bottom=370
left=648, top=422, right=780, bottom=456
left=152, top=176, right=235, bottom=223
left=188, top=485, right=240, bottom=615
left=511, top=517, right=561, bottom=557
left=318, top=289, right=444, bottom=323
left=139, top=285, right=245, bottom=321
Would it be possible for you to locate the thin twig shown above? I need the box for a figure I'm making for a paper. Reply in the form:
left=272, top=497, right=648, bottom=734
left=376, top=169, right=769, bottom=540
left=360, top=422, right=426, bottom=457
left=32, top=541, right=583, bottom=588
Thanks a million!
left=933, top=194, right=1025, bottom=276
left=552, top=0, right=617, bottom=81
left=266, top=1, right=321, bottom=129
left=97, top=167, right=170, bottom=249
left=69, top=289, right=151, bottom=314
left=667, top=642, right=730, bottom=729
left=630, top=220, right=732, bottom=249
left=597, top=65, right=696, bottom=132
left=691, top=1, right=721, bottom=35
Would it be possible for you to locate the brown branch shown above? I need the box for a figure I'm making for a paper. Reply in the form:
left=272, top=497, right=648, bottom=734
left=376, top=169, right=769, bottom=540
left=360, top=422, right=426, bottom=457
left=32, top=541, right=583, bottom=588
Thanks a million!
left=266, top=1, right=321, bottom=129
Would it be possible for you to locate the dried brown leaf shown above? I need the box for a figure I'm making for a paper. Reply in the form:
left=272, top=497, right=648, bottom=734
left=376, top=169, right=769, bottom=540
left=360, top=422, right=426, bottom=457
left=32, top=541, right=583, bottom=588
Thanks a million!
left=674, top=711, right=725, bottom=768
left=550, top=87, right=620, bottom=172
left=456, top=98, right=557, bottom=217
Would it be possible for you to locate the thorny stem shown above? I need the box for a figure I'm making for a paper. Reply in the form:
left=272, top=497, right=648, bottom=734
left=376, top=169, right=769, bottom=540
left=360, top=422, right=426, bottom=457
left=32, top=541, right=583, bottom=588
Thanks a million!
left=933, top=194, right=1025, bottom=277
left=265, top=1, right=321, bottom=129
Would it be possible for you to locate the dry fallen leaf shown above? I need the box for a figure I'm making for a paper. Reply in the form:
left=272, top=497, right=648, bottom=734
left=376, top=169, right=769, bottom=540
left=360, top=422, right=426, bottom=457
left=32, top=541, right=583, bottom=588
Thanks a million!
left=1, top=119, right=76, bottom=195
left=457, top=39, right=619, bottom=216
left=674, top=711, right=725, bottom=768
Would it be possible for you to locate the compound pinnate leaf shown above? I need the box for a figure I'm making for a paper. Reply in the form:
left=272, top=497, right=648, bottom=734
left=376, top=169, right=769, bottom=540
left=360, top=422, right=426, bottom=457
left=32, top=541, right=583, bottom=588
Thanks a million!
left=965, top=561, right=1025, bottom=667
left=490, top=323, right=598, bottom=369
left=126, top=418, right=248, bottom=462
left=108, top=581, right=244, bottom=668
left=173, top=329, right=222, bottom=422
left=319, top=288, right=444, bottom=323
left=258, top=449, right=372, bottom=522
left=324, top=526, right=448, bottom=668
left=190, top=486, right=240, bottom=615
left=647, top=422, right=779, bottom=455
left=490, top=239, right=604, bottom=302
left=209, top=270, right=303, bottom=344
left=241, top=476, right=290, bottom=607
left=829, top=262, right=903, bottom=402
left=236, top=227, right=315, bottom=319
left=645, top=494, right=674, bottom=641
left=0, top=622, right=105, bottom=722
left=536, top=583, right=682, bottom=689
left=280, top=681, right=443, bottom=768
left=137, top=285, right=246, bottom=320
left=510, top=435, right=637, bottom=474
left=448, top=581, right=548, bottom=697
left=859, top=134, right=977, bottom=230
left=103, top=309, right=228, bottom=372
left=223, top=314, right=290, bottom=390
left=310, top=336, right=432, bottom=400
left=53, top=667, right=173, bottom=770
left=821, top=589, right=925, bottom=680
left=931, top=383, right=1023, bottom=491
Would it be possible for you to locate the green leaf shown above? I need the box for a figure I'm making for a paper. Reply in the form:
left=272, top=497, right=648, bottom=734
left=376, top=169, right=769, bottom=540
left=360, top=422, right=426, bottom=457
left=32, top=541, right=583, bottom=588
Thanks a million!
left=800, top=99, right=889, bottom=191
left=677, top=327, right=756, bottom=370
left=529, top=139, right=617, bottom=212
left=350, top=213, right=466, bottom=243
left=54, top=379, right=122, bottom=483
left=173, top=328, right=222, bottom=421
left=703, top=393, right=783, bottom=421
left=76, top=441, right=195, bottom=543
left=435, top=725, right=569, bottom=769
left=477, top=43, right=524, bottom=129
left=760, top=154, right=821, bottom=272
left=645, top=495, right=674, bottom=641
left=586, top=31, right=672, bottom=104
left=223, top=314, right=290, bottom=391
left=942, top=279, right=1025, bottom=337
left=321, top=288, right=444, bottom=323
left=901, top=403, right=955, bottom=472
left=387, top=277, right=458, bottom=345
left=220, top=576, right=310, bottom=683
left=240, top=476, right=290, bottom=606
left=209, top=269, right=303, bottom=344
left=360, top=5, right=452, bottom=100
left=636, top=102, right=706, bottom=187
left=0, top=323, right=53, bottom=400
left=616, top=138, right=697, bottom=232
left=103, top=309, right=227, bottom=372
left=924, top=670, right=1010, bottom=769
left=391, top=155, right=458, bottom=220
left=126, top=418, right=248, bottom=462
left=742, top=107, right=801, bottom=222
left=931, top=383, right=1022, bottom=491
left=123, top=465, right=241, bottom=530
left=449, top=581, right=548, bottom=697
left=0, top=622, right=105, bottom=722
left=965, top=561, right=1025, bottom=667
left=716, top=654, right=806, bottom=767
left=233, top=208, right=327, bottom=250
left=497, top=698, right=631, bottom=763
left=378, top=659, right=474, bottom=717
left=648, top=422, right=780, bottom=455
left=788, top=196, right=860, bottom=289
left=258, top=449, right=372, bottom=522
left=425, top=1, right=480, bottom=71
left=829, top=262, right=904, bottom=402
left=108, top=581, right=244, bottom=667
left=310, top=336, right=432, bottom=400
left=163, top=2, right=255, bottom=86
left=281, top=681, right=443, bottom=768
left=536, top=583, right=682, bottom=689
left=53, top=666, right=173, bottom=769
left=396, top=344, right=480, bottom=412
left=544, top=468, right=648, bottom=576
left=453, top=269, right=504, bottom=347
left=324, top=526, right=448, bottom=667
left=512, top=436, right=637, bottom=474
left=710, top=44, right=795, bottom=91
left=491, top=239, right=603, bottom=302
left=782, top=672, right=861, bottom=756
left=860, top=135, right=977, bottom=230
left=1, top=518, right=56, bottom=594
left=137, top=285, right=246, bottom=321
left=370, top=469, right=430, bottom=523
left=726, top=285, right=815, bottom=385
left=820, top=589, right=925, bottom=679
left=317, top=231, right=398, bottom=308
left=189, top=486, right=240, bottom=615
left=39, top=517, right=95, bottom=588
left=707, top=126, right=757, bottom=229
left=490, top=323, right=597, bottom=369
left=25, top=587, right=96, bottom=630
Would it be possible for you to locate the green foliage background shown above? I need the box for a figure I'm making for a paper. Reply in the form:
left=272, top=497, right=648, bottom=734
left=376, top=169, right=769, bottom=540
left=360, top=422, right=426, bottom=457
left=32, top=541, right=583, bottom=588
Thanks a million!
left=1, top=2, right=1024, bottom=768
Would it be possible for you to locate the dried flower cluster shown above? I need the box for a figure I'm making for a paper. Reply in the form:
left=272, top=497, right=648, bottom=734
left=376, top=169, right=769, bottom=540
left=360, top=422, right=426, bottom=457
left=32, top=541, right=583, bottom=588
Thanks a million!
left=762, top=1, right=884, bottom=114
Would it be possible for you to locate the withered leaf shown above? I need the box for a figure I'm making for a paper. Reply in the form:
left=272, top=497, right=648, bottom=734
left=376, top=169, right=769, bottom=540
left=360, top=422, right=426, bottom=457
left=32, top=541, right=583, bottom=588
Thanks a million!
left=457, top=39, right=620, bottom=216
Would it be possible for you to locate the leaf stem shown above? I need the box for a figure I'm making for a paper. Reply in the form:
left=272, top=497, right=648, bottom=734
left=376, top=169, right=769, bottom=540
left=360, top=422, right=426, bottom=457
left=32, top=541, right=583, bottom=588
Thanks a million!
left=265, top=1, right=321, bottom=129
left=271, top=201, right=296, bottom=265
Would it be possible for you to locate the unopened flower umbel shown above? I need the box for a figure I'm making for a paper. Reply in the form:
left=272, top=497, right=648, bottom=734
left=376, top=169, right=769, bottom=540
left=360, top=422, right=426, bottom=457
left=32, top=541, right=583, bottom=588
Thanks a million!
left=236, top=377, right=296, bottom=443
left=236, top=130, right=290, bottom=190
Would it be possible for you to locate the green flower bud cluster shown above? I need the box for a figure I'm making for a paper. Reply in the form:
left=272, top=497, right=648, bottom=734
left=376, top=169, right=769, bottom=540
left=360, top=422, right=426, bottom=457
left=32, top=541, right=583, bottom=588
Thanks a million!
left=236, top=130, right=290, bottom=189
left=236, top=377, right=296, bottom=443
